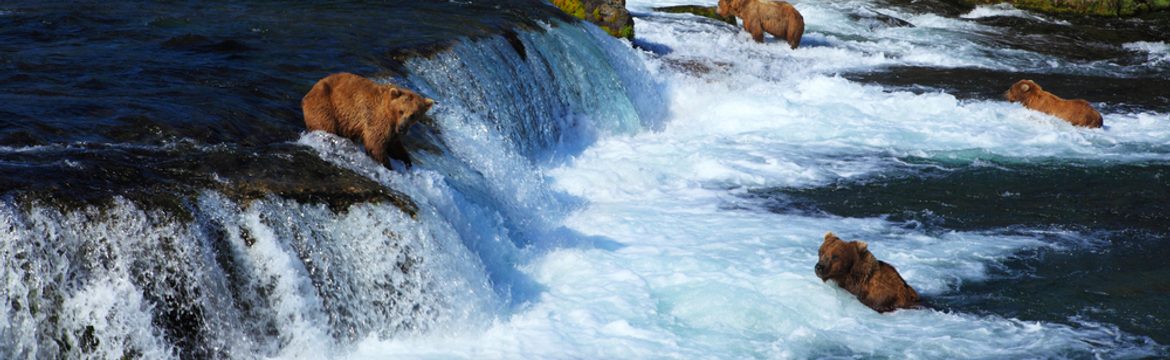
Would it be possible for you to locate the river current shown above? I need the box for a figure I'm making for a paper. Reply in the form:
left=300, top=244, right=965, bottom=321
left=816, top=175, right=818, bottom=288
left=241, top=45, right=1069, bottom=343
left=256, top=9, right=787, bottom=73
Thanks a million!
left=2, top=0, right=1168, bottom=358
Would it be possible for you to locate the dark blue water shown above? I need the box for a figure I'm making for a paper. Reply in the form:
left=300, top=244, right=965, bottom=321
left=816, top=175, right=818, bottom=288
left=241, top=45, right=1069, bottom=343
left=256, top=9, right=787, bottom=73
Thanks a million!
left=746, top=157, right=1170, bottom=344
left=757, top=3, right=1170, bottom=345
left=1, top=2, right=584, bottom=358
left=0, top=0, right=570, bottom=206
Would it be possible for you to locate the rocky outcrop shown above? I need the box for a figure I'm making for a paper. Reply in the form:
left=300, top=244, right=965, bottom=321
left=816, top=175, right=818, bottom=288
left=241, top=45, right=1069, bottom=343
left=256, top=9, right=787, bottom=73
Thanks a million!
left=654, top=5, right=738, bottom=25
left=551, top=0, right=635, bottom=39
left=965, top=0, right=1170, bottom=16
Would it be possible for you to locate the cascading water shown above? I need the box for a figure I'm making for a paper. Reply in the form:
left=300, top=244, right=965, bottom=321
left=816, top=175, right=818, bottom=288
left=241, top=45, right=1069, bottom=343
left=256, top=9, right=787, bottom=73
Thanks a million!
left=4, top=0, right=1170, bottom=358
left=1, top=16, right=662, bottom=359
left=2, top=192, right=490, bottom=359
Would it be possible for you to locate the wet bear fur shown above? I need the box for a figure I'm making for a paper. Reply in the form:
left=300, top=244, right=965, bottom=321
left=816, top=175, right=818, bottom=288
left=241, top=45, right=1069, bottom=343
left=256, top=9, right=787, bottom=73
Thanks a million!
left=717, top=0, right=805, bottom=49
left=1004, top=79, right=1103, bottom=128
left=302, top=72, right=434, bottom=168
left=815, top=232, right=921, bottom=313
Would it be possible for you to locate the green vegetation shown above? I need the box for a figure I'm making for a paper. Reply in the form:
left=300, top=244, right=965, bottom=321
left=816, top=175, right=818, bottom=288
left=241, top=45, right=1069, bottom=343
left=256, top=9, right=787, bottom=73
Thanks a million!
left=617, top=24, right=634, bottom=39
left=552, top=0, right=586, bottom=18
left=550, top=0, right=635, bottom=39
left=965, top=0, right=1170, bottom=16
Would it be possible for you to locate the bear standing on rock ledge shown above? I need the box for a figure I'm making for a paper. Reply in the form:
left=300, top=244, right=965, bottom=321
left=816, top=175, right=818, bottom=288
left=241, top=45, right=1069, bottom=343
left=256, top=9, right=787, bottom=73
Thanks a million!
left=816, top=232, right=921, bottom=313
left=717, top=0, right=805, bottom=49
left=1004, top=79, right=1103, bottom=128
left=302, top=73, right=435, bottom=169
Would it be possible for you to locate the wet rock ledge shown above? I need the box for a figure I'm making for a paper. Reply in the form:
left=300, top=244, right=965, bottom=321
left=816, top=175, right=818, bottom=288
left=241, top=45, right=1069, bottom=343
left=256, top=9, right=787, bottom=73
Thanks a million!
left=1, top=144, right=417, bottom=220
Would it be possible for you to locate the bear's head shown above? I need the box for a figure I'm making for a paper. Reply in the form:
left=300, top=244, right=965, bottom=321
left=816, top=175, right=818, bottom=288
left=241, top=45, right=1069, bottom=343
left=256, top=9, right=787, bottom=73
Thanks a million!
left=389, top=87, right=435, bottom=132
left=717, top=0, right=743, bottom=17
left=815, top=232, right=867, bottom=282
left=1004, top=79, right=1040, bottom=103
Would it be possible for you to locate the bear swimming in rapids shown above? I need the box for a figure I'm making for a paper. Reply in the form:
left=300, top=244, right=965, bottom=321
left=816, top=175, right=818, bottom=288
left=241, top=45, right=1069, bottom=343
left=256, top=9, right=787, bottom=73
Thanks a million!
left=717, top=0, right=805, bottom=49
left=816, top=232, right=921, bottom=313
left=302, top=72, right=435, bottom=168
left=1004, top=79, right=1102, bottom=128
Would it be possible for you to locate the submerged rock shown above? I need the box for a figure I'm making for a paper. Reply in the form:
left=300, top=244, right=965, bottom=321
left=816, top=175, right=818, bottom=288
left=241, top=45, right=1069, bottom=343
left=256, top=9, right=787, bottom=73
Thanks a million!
left=964, top=0, right=1170, bottom=16
left=654, top=5, right=738, bottom=25
left=849, top=7, right=915, bottom=29
left=551, top=0, right=635, bottom=39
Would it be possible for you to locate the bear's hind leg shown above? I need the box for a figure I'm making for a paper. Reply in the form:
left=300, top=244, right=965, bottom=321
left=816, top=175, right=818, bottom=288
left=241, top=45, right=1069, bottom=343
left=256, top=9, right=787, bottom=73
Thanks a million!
left=786, top=16, right=804, bottom=49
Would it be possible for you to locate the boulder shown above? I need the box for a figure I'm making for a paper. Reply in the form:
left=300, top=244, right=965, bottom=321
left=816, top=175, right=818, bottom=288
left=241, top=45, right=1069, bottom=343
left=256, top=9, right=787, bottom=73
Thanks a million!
left=552, top=0, right=635, bottom=39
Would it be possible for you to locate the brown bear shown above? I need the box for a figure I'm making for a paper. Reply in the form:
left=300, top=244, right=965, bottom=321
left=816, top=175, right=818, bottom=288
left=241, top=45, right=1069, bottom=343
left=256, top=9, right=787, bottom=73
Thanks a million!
left=717, top=0, right=805, bottom=49
left=302, top=72, right=435, bottom=168
left=815, top=232, right=921, bottom=313
left=1004, top=79, right=1103, bottom=128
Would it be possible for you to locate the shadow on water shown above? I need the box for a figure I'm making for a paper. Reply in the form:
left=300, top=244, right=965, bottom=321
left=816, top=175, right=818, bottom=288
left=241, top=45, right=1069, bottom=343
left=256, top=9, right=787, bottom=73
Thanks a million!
left=744, top=158, right=1170, bottom=344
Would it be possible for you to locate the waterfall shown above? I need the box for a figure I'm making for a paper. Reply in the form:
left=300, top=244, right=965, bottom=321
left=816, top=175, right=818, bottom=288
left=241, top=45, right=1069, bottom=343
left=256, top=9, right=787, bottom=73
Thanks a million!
left=1, top=18, right=663, bottom=359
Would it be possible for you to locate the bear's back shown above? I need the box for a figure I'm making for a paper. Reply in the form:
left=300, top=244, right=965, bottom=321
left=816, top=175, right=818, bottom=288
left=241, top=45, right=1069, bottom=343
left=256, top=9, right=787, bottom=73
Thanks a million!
left=1031, top=92, right=1103, bottom=128
left=869, top=260, right=920, bottom=311
left=303, top=73, right=390, bottom=137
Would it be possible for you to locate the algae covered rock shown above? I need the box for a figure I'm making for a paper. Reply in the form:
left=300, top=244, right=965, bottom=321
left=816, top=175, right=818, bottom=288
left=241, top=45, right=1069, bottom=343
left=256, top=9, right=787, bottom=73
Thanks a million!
left=551, top=0, right=635, bottom=39
left=965, top=0, right=1170, bottom=16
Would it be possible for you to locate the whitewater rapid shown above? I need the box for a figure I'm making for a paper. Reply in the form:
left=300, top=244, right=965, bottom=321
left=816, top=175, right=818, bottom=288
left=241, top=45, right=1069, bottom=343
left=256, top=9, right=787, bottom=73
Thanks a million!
left=332, top=0, right=1169, bottom=359
left=9, top=0, right=1163, bottom=358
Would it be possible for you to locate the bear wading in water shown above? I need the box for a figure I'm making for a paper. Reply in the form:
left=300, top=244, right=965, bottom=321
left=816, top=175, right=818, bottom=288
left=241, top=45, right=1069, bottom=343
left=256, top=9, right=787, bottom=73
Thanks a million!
left=717, top=0, right=805, bottom=49
left=302, top=72, right=435, bottom=168
left=1004, top=79, right=1103, bottom=128
left=815, top=232, right=921, bottom=313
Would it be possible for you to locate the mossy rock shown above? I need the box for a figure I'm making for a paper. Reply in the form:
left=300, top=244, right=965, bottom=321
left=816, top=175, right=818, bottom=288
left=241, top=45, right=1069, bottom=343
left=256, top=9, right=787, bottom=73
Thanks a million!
left=551, top=0, right=635, bottom=39
left=552, top=0, right=587, bottom=18
left=654, top=5, right=738, bottom=25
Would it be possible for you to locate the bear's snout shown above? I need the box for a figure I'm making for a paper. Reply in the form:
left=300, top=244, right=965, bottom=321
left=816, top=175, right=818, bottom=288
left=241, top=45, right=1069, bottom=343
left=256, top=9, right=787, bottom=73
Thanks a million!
left=814, top=262, right=827, bottom=280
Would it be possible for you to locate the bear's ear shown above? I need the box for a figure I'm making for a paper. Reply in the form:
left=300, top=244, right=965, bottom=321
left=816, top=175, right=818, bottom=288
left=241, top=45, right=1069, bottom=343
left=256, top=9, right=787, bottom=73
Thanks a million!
left=424, top=98, right=435, bottom=107
left=1020, top=83, right=1030, bottom=92
left=823, top=232, right=837, bottom=244
left=854, top=241, right=868, bottom=253
left=389, top=88, right=402, bottom=97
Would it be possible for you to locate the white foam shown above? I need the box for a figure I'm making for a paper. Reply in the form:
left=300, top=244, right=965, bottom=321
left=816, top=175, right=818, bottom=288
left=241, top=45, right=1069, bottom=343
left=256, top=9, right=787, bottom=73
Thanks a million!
left=7, top=1, right=1166, bottom=357
left=59, top=277, right=175, bottom=360
left=552, top=74, right=1170, bottom=206
left=961, top=3, right=1071, bottom=25
left=634, top=0, right=1170, bottom=77
left=1, top=187, right=501, bottom=359
left=346, top=206, right=1155, bottom=358
left=346, top=2, right=1167, bottom=357
left=1124, top=41, right=1170, bottom=66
